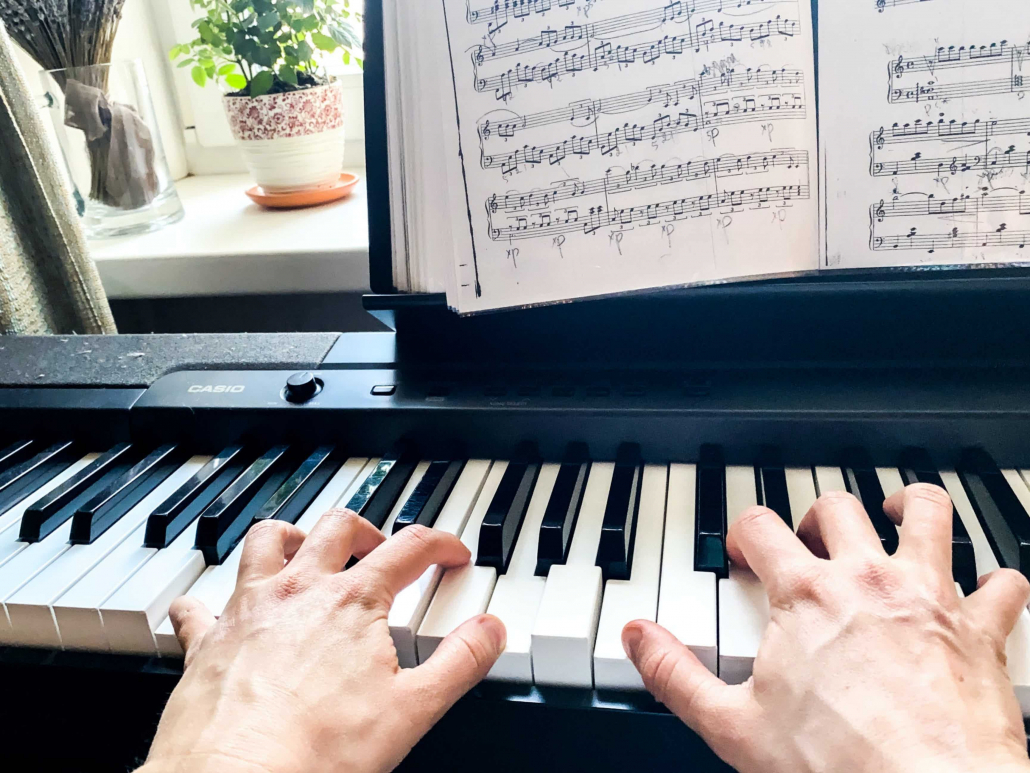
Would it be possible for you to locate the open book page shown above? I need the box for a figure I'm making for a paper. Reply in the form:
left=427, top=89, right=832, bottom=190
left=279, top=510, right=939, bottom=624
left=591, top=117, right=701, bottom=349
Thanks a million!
left=438, top=0, right=820, bottom=313
left=821, top=0, right=1030, bottom=270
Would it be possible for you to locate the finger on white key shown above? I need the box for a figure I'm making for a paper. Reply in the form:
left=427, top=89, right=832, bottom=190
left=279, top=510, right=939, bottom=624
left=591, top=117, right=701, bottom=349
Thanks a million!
left=594, top=464, right=667, bottom=690
left=416, top=462, right=508, bottom=664
left=390, top=460, right=494, bottom=668
left=719, top=466, right=763, bottom=685
left=657, top=464, right=717, bottom=674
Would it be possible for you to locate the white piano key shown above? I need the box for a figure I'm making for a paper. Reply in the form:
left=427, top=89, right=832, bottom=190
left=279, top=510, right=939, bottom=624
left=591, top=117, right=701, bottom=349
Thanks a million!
left=656, top=464, right=718, bottom=674
left=390, top=460, right=493, bottom=668
left=531, top=462, right=614, bottom=688
left=814, top=466, right=848, bottom=495
left=594, top=464, right=668, bottom=690
left=785, top=467, right=818, bottom=518
left=941, top=470, right=1030, bottom=715
left=1001, top=469, right=1030, bottom=522
left=416, top=461, right=508, bottom=664
left=0, top=454, right=98, bottom=569
left=106, top=458, right=370, bottom=656
left=484, top=463, right=558, bottom=682
left=52, top=458, right=212, bottom=652
left=153, top=457, right=374, bottom=658
left=719, top=466, right=764, bottom=685
left=876, top=467, right=906, bottom=499
left=2, top=458, right=208, bottom=649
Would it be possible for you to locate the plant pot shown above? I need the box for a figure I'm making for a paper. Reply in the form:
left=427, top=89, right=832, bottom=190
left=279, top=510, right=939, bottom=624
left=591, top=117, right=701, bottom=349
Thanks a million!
left=224, top=80, right=345, bottom=193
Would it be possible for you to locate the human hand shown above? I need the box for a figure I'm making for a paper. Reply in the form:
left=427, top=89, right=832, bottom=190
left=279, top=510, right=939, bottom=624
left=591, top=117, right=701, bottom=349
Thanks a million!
left=140, top=511, right=506, bottom=773
left=623, top=484, right=1030, bottom=773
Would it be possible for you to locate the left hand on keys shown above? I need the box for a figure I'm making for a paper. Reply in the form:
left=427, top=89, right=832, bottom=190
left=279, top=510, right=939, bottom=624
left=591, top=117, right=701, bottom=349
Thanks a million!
left=140, top=511, right=506, bottom=773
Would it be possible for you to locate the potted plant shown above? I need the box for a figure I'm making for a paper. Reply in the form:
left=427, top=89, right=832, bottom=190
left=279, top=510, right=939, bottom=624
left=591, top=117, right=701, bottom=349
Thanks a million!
left=171, top=0, right=361, bottom=193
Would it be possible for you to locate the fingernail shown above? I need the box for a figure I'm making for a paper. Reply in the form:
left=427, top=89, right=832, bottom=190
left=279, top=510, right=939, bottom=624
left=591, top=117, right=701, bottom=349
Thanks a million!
left=622, top=624, right=642, bottom=660
left=478, top=614, right=507, bottom=652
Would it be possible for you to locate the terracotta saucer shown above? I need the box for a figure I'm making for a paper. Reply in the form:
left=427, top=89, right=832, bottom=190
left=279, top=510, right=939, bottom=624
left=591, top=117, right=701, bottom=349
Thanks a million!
left=246, top=173, right=360, bottom=209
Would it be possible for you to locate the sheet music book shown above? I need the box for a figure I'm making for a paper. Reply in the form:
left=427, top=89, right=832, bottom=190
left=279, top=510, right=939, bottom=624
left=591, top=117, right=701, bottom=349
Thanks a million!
left=383, top=0, right=1029, bottom=313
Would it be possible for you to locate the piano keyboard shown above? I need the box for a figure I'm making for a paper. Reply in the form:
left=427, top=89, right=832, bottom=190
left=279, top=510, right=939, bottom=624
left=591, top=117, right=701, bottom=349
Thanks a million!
left=3, top=438, right=1030, bottom=711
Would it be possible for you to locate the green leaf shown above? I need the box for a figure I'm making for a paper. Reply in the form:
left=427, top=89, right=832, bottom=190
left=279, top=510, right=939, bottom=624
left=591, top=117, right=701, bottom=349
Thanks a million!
left=250, top=70, right=275, bottom=96
left=168, top=44, right=185, bottom=60
left=279, top=65, right=298, bottom=85
left=217, top=63, right=237, bottom=76
left=177, top=58, right=196, bottom=68
left=342, top=49, right=350, bottom=65
left=302, top=15, right=320, bottom=32
left=198, top=20, right=216, bottom=44
left=257, top=10, right=280, bottom=31
left=311, top=31, right=337, bottom=52
left=225, top=73, right=247, bottom=90
left=191, top=65, right=208, bottom=88
left=205, top=63, right=217, bottom=78
left=296, top=40, right=312, bottom=62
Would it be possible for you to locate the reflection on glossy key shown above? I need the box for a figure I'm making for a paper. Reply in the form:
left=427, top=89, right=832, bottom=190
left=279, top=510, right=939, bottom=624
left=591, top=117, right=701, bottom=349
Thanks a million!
left=536, top=443, right=589, bottom=576
left=0, top=441, right=80, bottom=518
left=694, top=445, right=728, bottom=578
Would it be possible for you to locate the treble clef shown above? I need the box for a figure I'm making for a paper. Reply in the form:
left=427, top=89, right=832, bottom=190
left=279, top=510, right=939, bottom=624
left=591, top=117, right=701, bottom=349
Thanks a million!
left=893, top=55, right=905, bottom=80
left=481, top=119, right=492, bottom=140
left=487, top=193, right=499, bottom=213
left=874, top=127, right=886, bottom=151
left=876, top=0, right=886, bottom=12
left=875, top=199, right=886, bottom=222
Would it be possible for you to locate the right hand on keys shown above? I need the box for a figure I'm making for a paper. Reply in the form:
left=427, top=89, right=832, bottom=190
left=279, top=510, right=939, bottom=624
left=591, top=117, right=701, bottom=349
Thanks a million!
left=624, top=484, right=1030, bottom=773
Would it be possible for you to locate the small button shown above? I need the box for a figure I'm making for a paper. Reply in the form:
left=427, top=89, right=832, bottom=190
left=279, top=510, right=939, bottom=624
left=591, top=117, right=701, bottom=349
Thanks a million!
left=285, top=372, right=322, bottom=403
left=371, top=385, right=396, bottom=397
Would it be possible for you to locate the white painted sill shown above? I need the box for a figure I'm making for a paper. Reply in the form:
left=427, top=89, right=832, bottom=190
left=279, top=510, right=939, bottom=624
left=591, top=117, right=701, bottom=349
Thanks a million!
left=89, top=169, right=370, bottom=300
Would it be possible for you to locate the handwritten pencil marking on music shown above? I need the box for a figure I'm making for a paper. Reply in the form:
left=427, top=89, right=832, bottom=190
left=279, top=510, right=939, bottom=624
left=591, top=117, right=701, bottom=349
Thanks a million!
left=887, top=40, right=1029, bottom=105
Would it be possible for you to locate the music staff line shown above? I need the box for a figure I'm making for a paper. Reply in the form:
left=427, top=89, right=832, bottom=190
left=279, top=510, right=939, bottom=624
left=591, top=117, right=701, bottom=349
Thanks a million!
left=872, top=116, right=1030, bottom=149
left=891, top=41, right=1029, bottom=77
left=872, top=228, right=1030, bottom=252
left=871, top=146, right=1030, bottom=178
left=472, top=0, right=795, bottom=63
left=484, top=95, right=807, bottom=174
left=489, top=182, right=810, bottom=240
left=872, top=190, right=1030, bottom=220
left=479, top=68, right=805, bottom=141
left=475, top=16, right=798, bottom=101
left=889, top=76, right=1028, bottom=105
left=468, top=0, right=594, bottom=31
left=488, top=148, right=809, bottom=213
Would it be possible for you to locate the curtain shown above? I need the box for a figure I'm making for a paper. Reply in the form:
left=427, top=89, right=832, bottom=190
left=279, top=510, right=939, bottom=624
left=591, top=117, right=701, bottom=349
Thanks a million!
left=0, top=23, right=116, bottom=335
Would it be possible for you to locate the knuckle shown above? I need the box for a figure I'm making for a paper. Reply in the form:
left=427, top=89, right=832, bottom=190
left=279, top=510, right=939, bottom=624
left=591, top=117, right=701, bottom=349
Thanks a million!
left=999, top=568, right=1030, bottom=597
left=333, top=572, right=389, bottom=611
left=777, top=564, right=828, bottom=605
left=638, top=645, right=678, bottom=703
left=270, top=569, right=311, bottom=601
left=248, top=518, right=287, bottom=542
left=320, top=508, right=362, bottom=529
left=397, top=524, right=436, bottom=549
left=851, top=557, right=901, bottom=596
left=451, top=629, right=495, bottom=674
left=735, top=506, right=777, bottom=529
left=904, top=483, right=952, bottom=511
left=814, top=490, right=862, bottom=511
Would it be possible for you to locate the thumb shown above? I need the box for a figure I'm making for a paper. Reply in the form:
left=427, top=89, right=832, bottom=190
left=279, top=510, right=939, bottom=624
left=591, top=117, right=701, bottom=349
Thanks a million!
left=169, top=595, right=216, bottom=668
left=623, top=620, right=757, bottom=754
left=401, top=614, right=507, bottom=724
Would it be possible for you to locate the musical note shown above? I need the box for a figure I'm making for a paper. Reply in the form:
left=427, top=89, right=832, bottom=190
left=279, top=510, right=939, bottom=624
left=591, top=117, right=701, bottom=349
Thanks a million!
left=887, top=40, right=1029, bottom=104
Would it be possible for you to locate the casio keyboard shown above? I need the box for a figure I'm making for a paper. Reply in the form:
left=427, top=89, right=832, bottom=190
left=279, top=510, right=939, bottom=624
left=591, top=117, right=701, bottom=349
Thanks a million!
left=4, top=278, right=1030, bottom=771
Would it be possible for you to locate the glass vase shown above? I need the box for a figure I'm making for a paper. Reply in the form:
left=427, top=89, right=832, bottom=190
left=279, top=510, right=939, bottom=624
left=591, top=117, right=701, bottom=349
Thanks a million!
left=40, top=60, right=185, bottom=239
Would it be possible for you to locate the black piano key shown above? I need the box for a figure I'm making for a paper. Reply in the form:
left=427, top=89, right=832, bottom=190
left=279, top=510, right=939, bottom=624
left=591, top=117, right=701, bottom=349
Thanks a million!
left=900, top=448, right=977, bottom=596
left=345, top=441, right=420, bottom=530
left=477, top=442, right=542, bottom=573
left=958, top=448, right=1030, bottom=583
left=758, top=447, right=792, bottom=529
left=144, top=445, right=251, bottom=548
left=694, top=444, right=728, bottom=578
left=254, top=446, right=343, bottom=526
left=843, top=449, right=898, bottom=554
left=0, top=440, right=37, bottom=477
left=392, top=458, right=467, bottom=535
left=195, top=445, right=294, bottom=565
left=0, top=441, right=80, bottom=516
left=70, top=445, right=189, bottom=545
left=20, top=443, right=142, bottom=543
left=596, top=443, right=643, bottom=581
left=536, top=442, right=590, bottom=576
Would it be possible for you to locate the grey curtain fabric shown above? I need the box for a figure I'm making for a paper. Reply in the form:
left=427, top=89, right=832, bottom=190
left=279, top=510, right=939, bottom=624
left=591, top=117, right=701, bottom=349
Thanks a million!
left=0, top=23, right=116, bottom=335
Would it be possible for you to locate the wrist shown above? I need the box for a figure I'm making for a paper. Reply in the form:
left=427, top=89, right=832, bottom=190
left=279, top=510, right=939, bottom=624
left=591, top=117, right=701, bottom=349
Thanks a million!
left=138, top=753, right=275, bottom=773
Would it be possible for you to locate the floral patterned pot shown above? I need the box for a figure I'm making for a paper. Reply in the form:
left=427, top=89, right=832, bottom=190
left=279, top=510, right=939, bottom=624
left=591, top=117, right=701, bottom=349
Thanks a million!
left=223, top=80, right=345, bottom=193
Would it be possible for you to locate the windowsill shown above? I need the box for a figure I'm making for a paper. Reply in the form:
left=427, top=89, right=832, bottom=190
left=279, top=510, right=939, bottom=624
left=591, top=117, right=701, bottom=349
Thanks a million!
left=89, top=169, right=370, bottom=300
